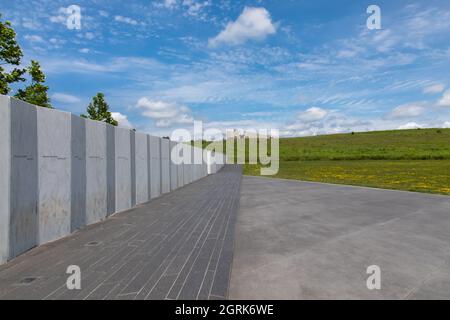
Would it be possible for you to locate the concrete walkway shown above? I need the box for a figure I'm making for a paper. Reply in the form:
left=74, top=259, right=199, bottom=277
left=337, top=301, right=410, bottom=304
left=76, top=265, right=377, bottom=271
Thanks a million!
left=0, top=165, right=242, bottom=300
left=230, top=176, right=450, bottom=300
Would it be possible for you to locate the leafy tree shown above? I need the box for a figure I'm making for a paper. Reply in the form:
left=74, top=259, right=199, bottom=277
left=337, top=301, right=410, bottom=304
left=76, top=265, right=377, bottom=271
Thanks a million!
left=81, top=92, right=118, bottom=126
left=0, top=14, right=26, bottom=95
left=14, top=60, right=52, bottom=108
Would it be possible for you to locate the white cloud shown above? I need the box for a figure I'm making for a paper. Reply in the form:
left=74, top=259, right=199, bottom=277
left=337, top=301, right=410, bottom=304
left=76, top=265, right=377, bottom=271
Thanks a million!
left=49, top=15, right=65, bottom=24
left=284, top=112, right=372, bottom=137
left=49, top=38, right=65, bottom=46
left=52, top=93, right=81, bottom=104
left=242, top=111, right=277, bottom=117
left=136, top=98, right=193, bottom=127
left=337, top=50, right=358, bottom=58
left=423, top=83, right=445, bottom=94
left=155, top=0, right=210, bottom=18
left=208, top=7, right=276, bottom=47
left=49, top=7, right=67, bottom=24
left=201, top=119, right=280, bottom=138
left=40, top=56, right=163, bottom=75
left=164, top=0, right=177, bottom=9
left=111, top=112, right=133, bottom=129
left=398, top=122, right=423, bottom=130
left=182, top=0, right=210, bottom=16
left=297, top=107, right=328, bottom=122
left=114, top=15, right=138, bottom=25
left=22, top=18, right=41, bottom=30
left=84, top=32, right=95, bottom=40
left=24, top=35, right=45, bottom=43
left=78, top=48, right=90, bottom=54
left=386, top=103, right=425, bottom=119
left=443, top=121, right=450, bottom=128
left=99, top=10, right=109, bottom=17
left=371, top=29, right=399, bottom=53
left=438, top=90, right=450, bottom=107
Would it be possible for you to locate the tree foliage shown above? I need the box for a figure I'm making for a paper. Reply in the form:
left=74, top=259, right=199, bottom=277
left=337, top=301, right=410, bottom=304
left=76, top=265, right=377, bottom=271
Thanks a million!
left=1, top=14, right=51, bottom=108
left=14, top=60, right=52, bottom=108
left=81, top=92, right=118, bottom=126
left=0, top=14, right=26, bottom=95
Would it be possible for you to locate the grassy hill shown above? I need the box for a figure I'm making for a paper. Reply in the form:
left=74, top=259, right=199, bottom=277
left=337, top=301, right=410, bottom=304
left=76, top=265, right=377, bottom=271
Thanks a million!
left=241, top=128, right=450, bottom=195
left=276, top=128, right=450, bottom=161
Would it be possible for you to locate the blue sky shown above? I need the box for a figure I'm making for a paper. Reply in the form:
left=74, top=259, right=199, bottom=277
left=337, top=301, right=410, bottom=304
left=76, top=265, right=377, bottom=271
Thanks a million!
left=2, top=0, right=450, bottom=136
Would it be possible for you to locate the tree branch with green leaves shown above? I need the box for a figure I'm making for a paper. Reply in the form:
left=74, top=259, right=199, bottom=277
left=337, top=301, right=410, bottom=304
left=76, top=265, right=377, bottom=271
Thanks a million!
left=0, top=13, right=26, bottom=95
left=14, top=60, right=52, bottom=108
left=81, top=92, right=118, bottom=126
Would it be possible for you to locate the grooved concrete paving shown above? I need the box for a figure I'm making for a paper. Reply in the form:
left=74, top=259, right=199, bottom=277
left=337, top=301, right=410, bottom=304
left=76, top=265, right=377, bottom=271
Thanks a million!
left=229, top=176, right=450, bottom=300
left=0, top=165, right=242, bottom=300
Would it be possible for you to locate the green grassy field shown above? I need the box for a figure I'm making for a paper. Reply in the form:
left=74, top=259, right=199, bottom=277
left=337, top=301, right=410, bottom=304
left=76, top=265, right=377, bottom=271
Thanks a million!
left=275, top=128, right=450, bottom=161
left=245, top=160, right=450, bottom=195
left=240, top=128, right=450, bottom=195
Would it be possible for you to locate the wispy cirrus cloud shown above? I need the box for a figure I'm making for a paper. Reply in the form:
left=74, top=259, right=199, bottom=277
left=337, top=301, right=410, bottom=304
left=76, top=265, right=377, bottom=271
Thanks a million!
left=424, top=84, right=445, bottom=94
left=385, top=103, right=426, bottom=119
left=52, top=93, right=81, bottom=104
left=24, top=34, right=45, bottom=43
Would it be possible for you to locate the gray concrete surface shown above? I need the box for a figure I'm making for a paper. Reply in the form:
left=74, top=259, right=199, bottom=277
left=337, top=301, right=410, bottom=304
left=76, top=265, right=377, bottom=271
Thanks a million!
left=207, top=150, right=225, bottom=175
left=149, top=135, right=161, bottom=199
left=172, top=143, right=185, bottom=189
left=183, top=145, right=191, bottom=186
left=37, top=108, right=71, bottom=244
left=0, top=95, right=226, bottom=264
left=71, top=115, right=86, bottom=232
left=0, top=95, right=11, bottom=264
left=0, top=165, right=241, bottom=300
left=134, top=132, right=149, bottom=205
left=193, top=146, right=202, bottom=181
left=230, top=176, right=450, bottom=300
left=170, top=141, right=178, bottom=191
left=106, top=124, right=116, bottom=216
left=115, top=127, right=132, bottom=212
left=85, top=120, right=108, bottom=225
left=130, top=130, right=136, bottom=208
left=189, top=147, right=195, bottom=184
left=8, top=99, right=38, bottom=261
left=177, top=161, right=184, bottom=189
left=160, top=138, right=170, bottom=194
